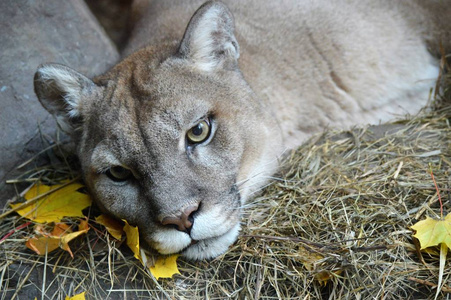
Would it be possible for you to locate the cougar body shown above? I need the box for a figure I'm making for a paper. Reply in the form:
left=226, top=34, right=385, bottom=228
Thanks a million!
left=34, top=0, right=449, bottom=259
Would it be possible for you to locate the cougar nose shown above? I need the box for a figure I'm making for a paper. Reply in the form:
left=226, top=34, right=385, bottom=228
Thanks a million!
left=161, top=204, right=199, bottom=234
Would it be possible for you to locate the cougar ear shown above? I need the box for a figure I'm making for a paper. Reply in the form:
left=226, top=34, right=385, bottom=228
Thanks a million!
left=34, top=63, right=97, bottom=133
left=178, top=0, right=239, bottom=72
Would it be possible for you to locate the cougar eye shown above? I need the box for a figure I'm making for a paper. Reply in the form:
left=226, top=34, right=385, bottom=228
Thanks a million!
left=106, top=166, right=132, bottom=182
left=187, top=119, right=211, bottom=144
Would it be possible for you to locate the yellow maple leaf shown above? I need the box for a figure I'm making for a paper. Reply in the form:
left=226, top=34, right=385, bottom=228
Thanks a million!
left=96, top=214, right=124, bottom=240
left=411, top=213, right=451, bottom=250
left=26, top=236, right=61, bottom=254
left=315, top=270, right=342, bottom=286
left=65, top=292, right=86, bottom=300
left=60, top=219, right=90, bottom=257
left=26, top=220, right=89, bottom=257
left=149, top=255, right=181, bottom=280
left=298, top=245, right=324, bottom=272
left=412, top=213, right=451, bottom=299
left=122, top=219, right=180, bottom=279
left=26, top=223, right=72, bottom=254
left=51, top=223, right=72, bottom=236
left=123, top=219, right=141, bottom=261
left=10, top=182, right=91, bottom=223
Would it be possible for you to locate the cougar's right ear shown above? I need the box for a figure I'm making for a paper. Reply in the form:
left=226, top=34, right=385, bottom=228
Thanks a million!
left=34, top=63, right=97, bottom=133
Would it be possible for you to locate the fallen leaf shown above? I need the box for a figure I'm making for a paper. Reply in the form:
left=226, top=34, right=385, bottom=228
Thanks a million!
left=411, top=214, right=451, bottom=249
left=122, top=219, right=181, bottom=280
left=78, top=219, right=89, bottom=231
left=60, top=220, right=90, bottom=257
left=149, top=255, right=181, bottom=280
left=65, top=292, right=86, bottom=300
left=96, top=214, right=124, bottom=240
left=315, top=270, right=342, bottom=286
left=34, top=223, right=71, bottom=237
left=412, top=169, right=451, bottom=299
left=412, top=213, right=451, bottom=300
left=298, top=246, right=324, bottom=272
left=10, top=182, right=91, bottom=223
left=26, top=236, right=61, bottom=254
left=51, top=223, right=72, bottom=236
left=26, top=223, right=72, bottom=254
left=26, top=220, right=89, bottom=257
left=123, top=219, right=141, bottom=261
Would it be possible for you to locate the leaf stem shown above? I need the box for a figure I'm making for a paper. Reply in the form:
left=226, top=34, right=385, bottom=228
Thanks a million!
left=429, top=167, right=443, bottom=219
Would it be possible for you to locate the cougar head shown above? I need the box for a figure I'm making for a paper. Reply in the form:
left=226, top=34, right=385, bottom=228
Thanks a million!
left=34, top=1, right=281, bottom=260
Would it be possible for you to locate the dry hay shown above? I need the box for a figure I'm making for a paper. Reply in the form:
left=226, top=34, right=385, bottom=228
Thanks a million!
left=1, top=70, right=451, bottom=299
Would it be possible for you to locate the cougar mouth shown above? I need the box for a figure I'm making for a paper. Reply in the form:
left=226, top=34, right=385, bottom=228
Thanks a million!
left=178, top=187, right=242, bottom=259
left=181, top=222, right=241, bottom=260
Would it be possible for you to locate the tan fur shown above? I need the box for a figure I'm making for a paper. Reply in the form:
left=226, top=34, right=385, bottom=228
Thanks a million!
left=34, top=0, right=449, bottom=259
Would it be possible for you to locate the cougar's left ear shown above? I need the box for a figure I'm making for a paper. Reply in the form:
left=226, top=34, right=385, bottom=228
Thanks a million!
left=178, top=0, right=240, bottom=72
left=34, top=63, right=98, bottom=134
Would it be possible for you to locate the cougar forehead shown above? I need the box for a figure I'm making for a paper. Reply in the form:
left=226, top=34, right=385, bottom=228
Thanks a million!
left=83, top=48, right=253, bottom=169
left=84, top=53, right=232, bottom=175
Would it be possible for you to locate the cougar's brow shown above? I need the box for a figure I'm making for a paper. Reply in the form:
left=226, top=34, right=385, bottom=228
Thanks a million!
left=136, top=109, right=154, bottom=158
left=130, top=63, right=154, bottom=101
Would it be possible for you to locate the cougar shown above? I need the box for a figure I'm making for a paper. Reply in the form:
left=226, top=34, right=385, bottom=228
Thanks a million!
left=33, top=0, right=448, bottom=260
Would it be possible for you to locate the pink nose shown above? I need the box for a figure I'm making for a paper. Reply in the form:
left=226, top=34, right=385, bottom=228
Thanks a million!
left=161, top=204, right=199, bottom=234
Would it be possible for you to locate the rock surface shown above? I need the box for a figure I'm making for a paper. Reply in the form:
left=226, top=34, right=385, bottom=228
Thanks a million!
left=0, top=0, right=119, bottom=204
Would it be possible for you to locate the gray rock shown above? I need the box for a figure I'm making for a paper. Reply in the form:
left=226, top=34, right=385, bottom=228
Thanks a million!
left=0, top=0, right=119, bottom=205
